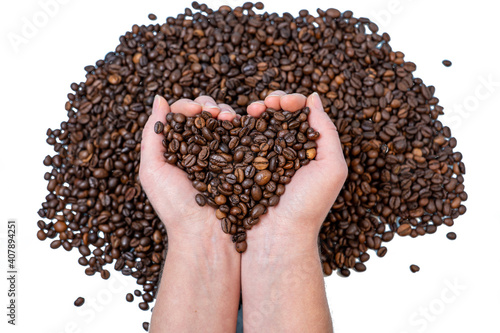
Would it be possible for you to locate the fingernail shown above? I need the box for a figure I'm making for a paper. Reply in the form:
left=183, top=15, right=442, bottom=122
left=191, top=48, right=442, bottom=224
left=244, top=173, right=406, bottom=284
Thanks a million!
left=203, top=100, right=218, bottom=108
left=189, top=101, right=203, bottom=107
left=220, top=110, right=234, bottom=115
left=311, top=92, right=323, bottom=111
left=266, top=91, right=281, bottom=98
left=153, top=95, right=162, bottom=114
left=250, top=101, right=266, bottom=106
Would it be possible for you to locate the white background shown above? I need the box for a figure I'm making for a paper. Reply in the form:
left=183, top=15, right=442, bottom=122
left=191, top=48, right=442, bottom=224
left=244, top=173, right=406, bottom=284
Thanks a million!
left=1, top=0, right=499, bottom=332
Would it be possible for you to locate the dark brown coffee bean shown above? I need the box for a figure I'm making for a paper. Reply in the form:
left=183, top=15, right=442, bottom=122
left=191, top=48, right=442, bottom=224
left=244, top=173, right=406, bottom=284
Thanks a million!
left=354, top=263, right=366, bottom=272
left=410, top=264, right=420, bottom=273
left=442, top=60, right=452, bottom=67
left=397, top=224, right=412, bottom=236
left=195, top=194, right=206, bottom=207
left=377, top=247, right=387, bottom=257
left=126, top=293, right=134, bottom=302
left=251, top=204, right=266, bottom=219
left=154, top=121, right=164, bottom=134
left=446, top=232, right=457, bottom=240
left=74, top=297, right=85, bottom=307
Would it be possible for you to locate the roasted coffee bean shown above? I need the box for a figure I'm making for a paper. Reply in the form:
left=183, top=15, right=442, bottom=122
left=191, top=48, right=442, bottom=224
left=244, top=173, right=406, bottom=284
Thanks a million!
left=397, top=224, right=412, bottom=237
left=37, top=229, right=47, bottom=240
left=377, top=247, right=387, bottom=258
left=442, top=60, right=452, bottom=67
left=195, top=194, right=206, bottom=207
left=154, top=121, right=164, bottom=134
left=74, top=297, right=85, bottom=307
left=253, top=156, right=269, bottom=170
left=410, top=265, right=420, bottom=273
left=235, top=241, right=247, bottom=253
left=446, top=232, right=457, bottom=240
left=254, top=170, right=272, bottom=186
left=126, top=293, right=134, bottom=302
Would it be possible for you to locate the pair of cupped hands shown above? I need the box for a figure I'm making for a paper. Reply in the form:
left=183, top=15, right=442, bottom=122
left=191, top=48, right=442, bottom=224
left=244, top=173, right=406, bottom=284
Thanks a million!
left=139, top=91, right=347, bottom=332
left=140, top=91, right=346, bottom=251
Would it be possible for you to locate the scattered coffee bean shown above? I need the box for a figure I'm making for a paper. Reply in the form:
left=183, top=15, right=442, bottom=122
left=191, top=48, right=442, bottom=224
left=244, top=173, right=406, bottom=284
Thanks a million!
left=126, top=293, right=134, bottom=302
left=410, top=265, right=420, bottom=273
left=148, top=13, right=157, bottom=21
left=446, top=232, right=457, bottom=240
left=442, top=60, right=452, bottom=67
left=74, top=297, right=85, bottom=307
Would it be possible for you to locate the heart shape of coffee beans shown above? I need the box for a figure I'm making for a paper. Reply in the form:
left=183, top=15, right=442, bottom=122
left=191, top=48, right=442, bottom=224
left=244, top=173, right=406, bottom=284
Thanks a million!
left=155, top=107, right=319, bottom=253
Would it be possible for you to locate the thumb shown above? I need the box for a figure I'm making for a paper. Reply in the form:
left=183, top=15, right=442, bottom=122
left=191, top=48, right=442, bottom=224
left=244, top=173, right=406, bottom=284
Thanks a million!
left=306, top=93, right=344, bottom=164
left=140, top=95, right=170, bottom=173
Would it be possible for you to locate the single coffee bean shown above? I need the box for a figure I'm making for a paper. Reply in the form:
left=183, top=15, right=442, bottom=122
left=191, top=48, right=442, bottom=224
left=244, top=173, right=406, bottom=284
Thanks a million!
left=254, top=170, right=272, bottom=186
left=252, top=156, right=269, bottom=170
left=154, top=121, right=164, bottom=134
left=37, top=229, right=47, bottom=240
left=126, top=293, right=134, bottom=302
left=235, top=241, right=247, bottom=253
left=195, top=194, right=206, bottom=207
left=410, top=264, right=420, bottom=273
left=446, top=232, right=457, bottom=240
left=442, top=60, right=452, bottom=67
left=74, top=297, right=85, bottom=307
left=397, top=224, right=412, bottom=236
left=377, top=247, right=387, bottom=257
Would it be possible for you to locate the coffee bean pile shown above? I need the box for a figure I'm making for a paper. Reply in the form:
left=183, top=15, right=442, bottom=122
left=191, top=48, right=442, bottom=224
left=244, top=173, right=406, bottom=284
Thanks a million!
left=157, top=107, right=319, bottom=252
left=36, top=0, right=467, bottom=315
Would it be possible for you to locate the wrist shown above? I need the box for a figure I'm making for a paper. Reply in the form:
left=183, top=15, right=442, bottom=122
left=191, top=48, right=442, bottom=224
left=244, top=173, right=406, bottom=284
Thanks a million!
left=244, top=223, right=320, bottom=261
left=166, top=225, right=240, bottom=264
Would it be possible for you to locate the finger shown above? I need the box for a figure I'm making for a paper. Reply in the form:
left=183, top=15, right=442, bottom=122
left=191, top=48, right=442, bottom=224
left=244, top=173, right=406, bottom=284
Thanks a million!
left=306, top=93, right=343, bottom=163
left=247, top=101, right=266, bottom=118
left=279, top=93, right=307, bottom=112
left=217, top=104, right=237, bottom=121
left=170, top=98, right=203, bottom=116
left=194, top=96, right=221, bottom=118
left=264, top=90, right=286, bottom=110
left=141, top=95, right=170, bottom=172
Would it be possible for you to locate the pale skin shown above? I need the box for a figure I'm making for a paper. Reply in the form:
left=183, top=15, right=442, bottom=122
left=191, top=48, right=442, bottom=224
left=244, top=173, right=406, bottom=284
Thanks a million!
left=140, top=91, right=347, bottom=333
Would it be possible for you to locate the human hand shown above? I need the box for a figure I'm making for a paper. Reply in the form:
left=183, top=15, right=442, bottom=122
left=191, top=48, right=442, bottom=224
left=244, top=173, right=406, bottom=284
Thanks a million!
left=142, top=97, right=242, bottom=333
left=245, top=91, right=348, bottom=254
left=139, top=95, right=240, bottom=246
